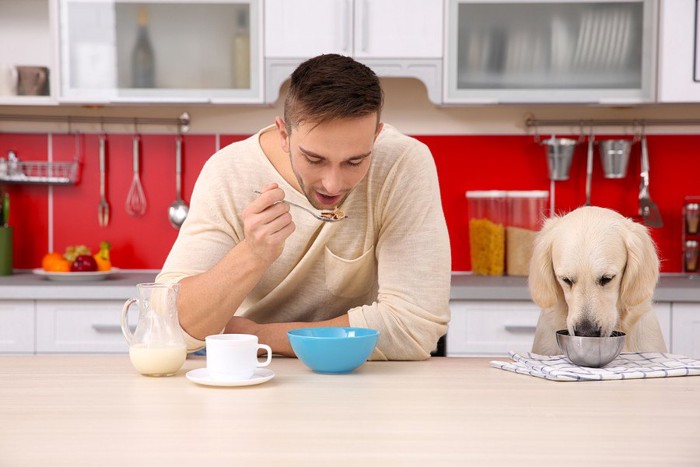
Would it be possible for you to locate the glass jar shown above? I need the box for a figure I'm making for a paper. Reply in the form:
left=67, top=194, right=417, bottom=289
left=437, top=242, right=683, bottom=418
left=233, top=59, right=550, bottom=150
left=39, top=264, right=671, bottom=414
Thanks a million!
left=466, top=191, right=506, bottom=276
left=506, top=190, right=549, bottom=276
left=685, top=240, right=699, bottom=273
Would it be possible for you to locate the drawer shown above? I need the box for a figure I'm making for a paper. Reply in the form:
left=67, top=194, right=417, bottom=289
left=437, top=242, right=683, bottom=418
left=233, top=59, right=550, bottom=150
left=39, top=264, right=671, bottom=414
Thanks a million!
left=0, top=301, right=35, bottom=353
left=36, top=300, right=135, bottom=353
left=447, top=300, right=540, bottom=356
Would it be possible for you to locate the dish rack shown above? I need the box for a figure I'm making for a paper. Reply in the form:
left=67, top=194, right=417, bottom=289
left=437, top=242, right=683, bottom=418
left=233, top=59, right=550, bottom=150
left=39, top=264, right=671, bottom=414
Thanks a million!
left=0, top=159, right=80, bottom=185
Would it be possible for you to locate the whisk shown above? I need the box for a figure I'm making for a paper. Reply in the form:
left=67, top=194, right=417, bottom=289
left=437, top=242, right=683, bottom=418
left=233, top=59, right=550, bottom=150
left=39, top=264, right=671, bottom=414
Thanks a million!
left=126, top=134, right=147, bottom=217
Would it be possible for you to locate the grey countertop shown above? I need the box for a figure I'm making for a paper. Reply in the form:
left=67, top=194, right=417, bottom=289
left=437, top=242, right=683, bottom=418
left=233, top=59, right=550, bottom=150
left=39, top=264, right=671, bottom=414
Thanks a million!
left=1, top=270, right=698, bottom=302
left=451, top=272, right=700, bottom=302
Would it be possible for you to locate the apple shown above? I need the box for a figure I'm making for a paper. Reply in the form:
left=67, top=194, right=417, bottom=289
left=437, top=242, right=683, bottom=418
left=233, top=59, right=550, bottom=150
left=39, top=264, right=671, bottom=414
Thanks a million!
left=70, top=255, right=98, bottom=272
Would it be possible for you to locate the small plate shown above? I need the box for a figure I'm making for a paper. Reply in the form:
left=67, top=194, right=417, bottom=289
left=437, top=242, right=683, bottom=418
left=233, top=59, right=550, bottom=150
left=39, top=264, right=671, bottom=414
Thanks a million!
left=185, top=367, right=275, bottom=387
left=32, top=268, right=119, bottom=282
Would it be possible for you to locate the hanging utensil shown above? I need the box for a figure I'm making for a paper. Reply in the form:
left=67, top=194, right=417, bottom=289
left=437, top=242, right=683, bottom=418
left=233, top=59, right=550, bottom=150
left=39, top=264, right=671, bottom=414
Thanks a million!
left=639, top=133, right=663, bottom=228
left=98, top=133, right=110, bottom=227
left=126, top=133, right=147, bottom=217
left=584, top=132, right=594, bottom=206
left=168, top=135, right=189, bottom=229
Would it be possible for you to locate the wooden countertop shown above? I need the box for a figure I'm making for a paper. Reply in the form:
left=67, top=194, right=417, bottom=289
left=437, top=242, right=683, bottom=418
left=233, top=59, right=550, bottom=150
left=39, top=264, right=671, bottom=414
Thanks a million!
left=1, top=356, right=698, bottom=466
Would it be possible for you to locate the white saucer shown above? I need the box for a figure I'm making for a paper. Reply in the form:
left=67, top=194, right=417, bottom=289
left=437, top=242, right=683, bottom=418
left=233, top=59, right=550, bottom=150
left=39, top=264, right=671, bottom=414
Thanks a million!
left=185, top=367, right=275, bottom=387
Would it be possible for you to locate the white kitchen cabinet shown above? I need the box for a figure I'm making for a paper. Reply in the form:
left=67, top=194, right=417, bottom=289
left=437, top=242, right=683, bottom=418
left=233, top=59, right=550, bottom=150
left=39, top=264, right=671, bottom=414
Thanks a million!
left=36, top=300, right=135, bottom=353
left=0, top=301, right=36, bottom=353
left=264, top=0, right=443, bottom=103
left=0, top=0, right=56, bottom=105
left=447, top=300, right=672, bottom=357
left=444, top=0, right=658, bottom=104
left=657, top=0, right=700, bottom=102
left=57, top=0, right=263, bottom=104
left=671, top=303, right=700, bottom=358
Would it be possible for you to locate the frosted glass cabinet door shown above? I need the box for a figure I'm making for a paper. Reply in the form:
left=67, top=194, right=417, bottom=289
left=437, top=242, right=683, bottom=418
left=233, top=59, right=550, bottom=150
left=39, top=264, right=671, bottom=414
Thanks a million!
left=58, top=0, right=262, bottom=103
left=444, top=0, right=657, bottom=103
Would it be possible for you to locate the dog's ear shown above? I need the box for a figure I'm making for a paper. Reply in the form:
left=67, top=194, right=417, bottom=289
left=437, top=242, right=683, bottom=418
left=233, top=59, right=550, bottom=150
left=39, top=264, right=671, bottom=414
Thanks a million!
left=528, top=216, right=563, bottom=309
left=619, top=218, right=660, bottom=307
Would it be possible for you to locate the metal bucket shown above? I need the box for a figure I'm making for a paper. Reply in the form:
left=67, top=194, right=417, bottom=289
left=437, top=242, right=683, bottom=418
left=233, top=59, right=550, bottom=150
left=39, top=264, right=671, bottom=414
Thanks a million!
left=599, top=139, right=632, bottom=179
left=542, top=137, right=578, bottom=181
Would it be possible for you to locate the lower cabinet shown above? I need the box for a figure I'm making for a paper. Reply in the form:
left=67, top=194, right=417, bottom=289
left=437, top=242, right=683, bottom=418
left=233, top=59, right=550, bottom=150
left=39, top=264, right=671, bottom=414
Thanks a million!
left=36, top=301, right=135, bottom=353
left=446, top=300, right=674, bottom=357
left=671, top=303, right=700, bottom=359
left=0, top=301, right=36, bottom=353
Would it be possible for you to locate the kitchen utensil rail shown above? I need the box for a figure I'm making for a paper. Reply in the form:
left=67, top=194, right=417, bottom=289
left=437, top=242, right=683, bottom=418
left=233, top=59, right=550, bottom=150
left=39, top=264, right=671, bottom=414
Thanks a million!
left=526, top=116, right=700, bottom=130
left=0, top=112, right=190, bottom=134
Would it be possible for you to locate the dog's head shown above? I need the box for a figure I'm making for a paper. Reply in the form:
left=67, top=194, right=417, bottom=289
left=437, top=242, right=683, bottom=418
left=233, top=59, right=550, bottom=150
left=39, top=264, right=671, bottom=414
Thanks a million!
left=528, top=206, right=659, bottom=338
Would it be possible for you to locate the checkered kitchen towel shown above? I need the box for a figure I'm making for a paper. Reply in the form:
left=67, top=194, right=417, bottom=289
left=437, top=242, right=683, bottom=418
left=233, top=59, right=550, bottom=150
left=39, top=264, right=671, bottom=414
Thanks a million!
left=490, top=351, right=700, bottom=382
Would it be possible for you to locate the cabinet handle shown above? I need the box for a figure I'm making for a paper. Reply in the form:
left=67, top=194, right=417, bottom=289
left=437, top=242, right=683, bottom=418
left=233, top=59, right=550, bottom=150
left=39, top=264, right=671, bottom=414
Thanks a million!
left=343, top=0, right=351, bottom=53
left=92, top=324, right=133, bottom=334
left=504, top=325, right=536, bottom=334
left=361, top=0, right=369, bottom=53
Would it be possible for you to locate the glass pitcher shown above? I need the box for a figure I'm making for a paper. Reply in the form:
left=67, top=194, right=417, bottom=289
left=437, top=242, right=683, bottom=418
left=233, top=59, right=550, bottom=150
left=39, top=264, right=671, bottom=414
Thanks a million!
left=121, top=282, right=187, bottom=377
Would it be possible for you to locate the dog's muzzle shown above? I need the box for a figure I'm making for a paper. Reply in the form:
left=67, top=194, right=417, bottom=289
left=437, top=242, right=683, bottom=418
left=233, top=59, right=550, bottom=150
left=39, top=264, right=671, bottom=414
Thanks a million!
left=573, top=318, right=602, bottom=337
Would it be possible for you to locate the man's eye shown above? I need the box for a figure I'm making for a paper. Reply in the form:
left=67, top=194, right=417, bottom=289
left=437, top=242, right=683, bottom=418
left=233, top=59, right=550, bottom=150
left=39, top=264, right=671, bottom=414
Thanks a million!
left=598, top=275, right=615, bottom=286
left=346, top=159, right=363, bottom=167
left=306, top=157, right=323, bottom=165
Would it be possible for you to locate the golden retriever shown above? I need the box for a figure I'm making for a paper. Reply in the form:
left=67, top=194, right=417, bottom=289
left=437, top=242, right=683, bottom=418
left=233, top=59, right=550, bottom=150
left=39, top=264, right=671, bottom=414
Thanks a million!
left=529, top=206, right=667, bottom=355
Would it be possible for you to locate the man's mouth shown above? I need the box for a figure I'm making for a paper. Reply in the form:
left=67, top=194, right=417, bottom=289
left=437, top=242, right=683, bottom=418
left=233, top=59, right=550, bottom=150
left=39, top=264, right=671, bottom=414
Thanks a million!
left=314, top=192, right=342, bottom=207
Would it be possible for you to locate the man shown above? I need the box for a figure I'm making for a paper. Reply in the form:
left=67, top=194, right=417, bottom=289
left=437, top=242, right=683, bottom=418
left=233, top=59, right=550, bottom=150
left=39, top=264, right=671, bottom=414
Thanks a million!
left=157, top=54, right=450, bottom=360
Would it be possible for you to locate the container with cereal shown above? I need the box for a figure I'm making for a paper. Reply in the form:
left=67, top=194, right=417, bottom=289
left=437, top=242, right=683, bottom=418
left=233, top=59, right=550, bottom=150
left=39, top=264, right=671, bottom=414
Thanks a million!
left=505, top=190, right=548, bottom=276
left=466, top=191, right=507, bottom=275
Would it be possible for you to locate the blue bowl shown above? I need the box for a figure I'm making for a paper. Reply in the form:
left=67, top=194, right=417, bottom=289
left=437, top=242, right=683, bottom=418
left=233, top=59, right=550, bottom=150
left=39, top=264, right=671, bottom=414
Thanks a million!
left=287, top=327, right=379, bottom=374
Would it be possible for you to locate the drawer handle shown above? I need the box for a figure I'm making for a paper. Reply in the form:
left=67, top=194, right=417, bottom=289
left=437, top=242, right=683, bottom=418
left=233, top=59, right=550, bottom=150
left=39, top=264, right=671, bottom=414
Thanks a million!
left=504, top=325, right=536, bottom=334
left=92, top=324, right=134, bottom=334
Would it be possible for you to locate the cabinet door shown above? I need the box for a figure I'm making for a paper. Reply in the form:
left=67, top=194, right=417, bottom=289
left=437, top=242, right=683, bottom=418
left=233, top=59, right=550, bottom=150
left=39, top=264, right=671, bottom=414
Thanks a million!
left=444, top=0, right=657, bottom=103
left=672, top=303, right=700, bottom=359
left=657, top=0, right=700, bottom=102
left=0, top=301, right=35, bottom=353
left=265, top=0, right=350, bottom=57
left=447, top=300, right=541, bottom=356
left=58, top=0, right=262, bottom=103
left=36, top=300, right=136, bottom=353
left=353, top=0, right=443, bottom=58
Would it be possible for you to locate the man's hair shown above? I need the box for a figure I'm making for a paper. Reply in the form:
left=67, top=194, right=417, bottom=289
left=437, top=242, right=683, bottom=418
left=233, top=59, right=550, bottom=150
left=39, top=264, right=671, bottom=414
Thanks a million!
left=284, top=54, right=384, bottom=131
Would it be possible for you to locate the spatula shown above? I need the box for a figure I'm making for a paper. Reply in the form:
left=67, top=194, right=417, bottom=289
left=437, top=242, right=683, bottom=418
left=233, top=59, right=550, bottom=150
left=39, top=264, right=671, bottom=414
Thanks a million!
left=638, top=134, right=663, bottom=228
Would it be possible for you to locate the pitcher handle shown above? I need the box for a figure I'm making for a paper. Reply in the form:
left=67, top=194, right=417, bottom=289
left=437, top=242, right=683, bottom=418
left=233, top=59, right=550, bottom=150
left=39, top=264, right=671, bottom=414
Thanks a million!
left=121, top=298, right=138, bottom=345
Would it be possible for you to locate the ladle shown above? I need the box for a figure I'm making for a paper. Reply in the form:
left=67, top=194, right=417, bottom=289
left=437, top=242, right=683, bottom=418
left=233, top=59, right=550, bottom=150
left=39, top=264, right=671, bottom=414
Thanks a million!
left=168, top=135, right=189, bottom=229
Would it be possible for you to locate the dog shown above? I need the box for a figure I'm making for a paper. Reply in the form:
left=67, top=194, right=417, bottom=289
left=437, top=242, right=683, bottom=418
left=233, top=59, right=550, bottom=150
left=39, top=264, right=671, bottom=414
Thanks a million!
left=529, top=206, right=667, bottom=355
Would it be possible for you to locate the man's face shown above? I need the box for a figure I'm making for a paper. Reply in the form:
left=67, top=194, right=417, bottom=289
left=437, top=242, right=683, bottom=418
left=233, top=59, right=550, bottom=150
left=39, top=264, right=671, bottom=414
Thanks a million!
left=277, top=114, right=382, bottom=210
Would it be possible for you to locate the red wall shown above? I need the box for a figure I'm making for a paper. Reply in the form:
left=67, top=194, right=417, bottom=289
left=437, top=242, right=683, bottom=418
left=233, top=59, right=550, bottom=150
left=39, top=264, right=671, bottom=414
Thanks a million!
left=0, top=132, right=696, bottom=272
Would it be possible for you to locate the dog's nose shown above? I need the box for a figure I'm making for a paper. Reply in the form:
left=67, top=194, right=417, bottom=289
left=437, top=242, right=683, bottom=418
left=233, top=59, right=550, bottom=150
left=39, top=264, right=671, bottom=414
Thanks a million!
left=573, top=319, right=602, bottom=337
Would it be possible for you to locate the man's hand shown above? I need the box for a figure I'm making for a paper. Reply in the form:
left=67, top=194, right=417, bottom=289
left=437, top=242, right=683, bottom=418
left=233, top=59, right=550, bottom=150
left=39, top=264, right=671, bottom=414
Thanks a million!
left=242, top=183, right=295, bottom=265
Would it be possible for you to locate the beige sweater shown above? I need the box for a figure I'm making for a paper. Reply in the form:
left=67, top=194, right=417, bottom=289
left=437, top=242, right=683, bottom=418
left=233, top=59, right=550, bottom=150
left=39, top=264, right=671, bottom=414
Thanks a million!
left=157, top=124, right=451, bottom=360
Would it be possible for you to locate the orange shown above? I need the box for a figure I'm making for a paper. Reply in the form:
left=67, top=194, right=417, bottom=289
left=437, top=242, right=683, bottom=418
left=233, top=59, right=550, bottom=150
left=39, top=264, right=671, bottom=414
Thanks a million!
left=42, top=252, right=71, bottom=272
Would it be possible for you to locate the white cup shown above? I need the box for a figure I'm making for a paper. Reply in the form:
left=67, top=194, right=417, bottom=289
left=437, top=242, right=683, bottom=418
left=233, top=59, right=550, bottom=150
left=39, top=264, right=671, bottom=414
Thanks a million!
left=205, top=334, right=272, bottom=380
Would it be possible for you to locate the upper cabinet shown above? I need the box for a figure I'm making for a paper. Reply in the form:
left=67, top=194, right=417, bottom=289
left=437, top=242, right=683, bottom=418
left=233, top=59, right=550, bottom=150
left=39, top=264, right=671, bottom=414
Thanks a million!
left=657, top=0, right=700, bottom=102
left=57, top=0, right=263, bottom=104
left=0, top=0, right=55, bottom=105
left=264, top=0, right=443, bottom=104
left=444, top=0, right=658, bottom=104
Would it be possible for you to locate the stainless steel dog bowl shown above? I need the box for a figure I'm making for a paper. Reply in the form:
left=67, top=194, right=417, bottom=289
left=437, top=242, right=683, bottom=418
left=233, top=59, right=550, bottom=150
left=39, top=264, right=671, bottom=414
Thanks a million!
left=556, top=330, right=626, bottom=368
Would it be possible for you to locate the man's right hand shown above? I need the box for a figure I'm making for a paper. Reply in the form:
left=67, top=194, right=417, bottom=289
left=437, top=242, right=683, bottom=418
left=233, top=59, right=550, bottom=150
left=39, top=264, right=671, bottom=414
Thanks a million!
left=242, top=183, right=295, bottom=265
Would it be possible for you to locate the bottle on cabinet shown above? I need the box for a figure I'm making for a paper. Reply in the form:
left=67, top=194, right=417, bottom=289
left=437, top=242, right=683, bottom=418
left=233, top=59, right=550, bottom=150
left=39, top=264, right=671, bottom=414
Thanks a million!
left=232, top=10, right=250, bottom=89
left=131, top=6, right=155, bottom=88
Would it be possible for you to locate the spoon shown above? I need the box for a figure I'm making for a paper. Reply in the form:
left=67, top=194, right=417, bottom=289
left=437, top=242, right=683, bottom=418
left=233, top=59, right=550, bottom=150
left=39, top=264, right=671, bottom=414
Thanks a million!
left=253, top=190, right=347, bottom=223
left=168, top=136, right=189, bottom=229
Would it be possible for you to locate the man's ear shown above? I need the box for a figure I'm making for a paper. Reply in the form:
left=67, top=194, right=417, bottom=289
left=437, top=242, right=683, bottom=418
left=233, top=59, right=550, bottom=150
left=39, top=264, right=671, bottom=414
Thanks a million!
left=275, top=117, right=290, bottom=153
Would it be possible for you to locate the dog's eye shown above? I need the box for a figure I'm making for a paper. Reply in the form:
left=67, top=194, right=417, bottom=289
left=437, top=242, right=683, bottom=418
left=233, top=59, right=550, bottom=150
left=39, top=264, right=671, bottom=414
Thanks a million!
left=598, top=275, right=615, bottom=286
left=560, top=277, right=574, bottom=287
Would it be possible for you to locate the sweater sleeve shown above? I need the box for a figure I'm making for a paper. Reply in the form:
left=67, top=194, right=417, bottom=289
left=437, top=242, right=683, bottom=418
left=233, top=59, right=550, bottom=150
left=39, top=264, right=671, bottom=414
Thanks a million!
left=348, top=139, right=451, bottom=360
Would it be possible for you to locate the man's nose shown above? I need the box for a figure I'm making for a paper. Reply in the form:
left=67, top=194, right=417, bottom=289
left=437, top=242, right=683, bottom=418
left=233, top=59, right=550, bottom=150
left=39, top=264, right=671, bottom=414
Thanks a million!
left=321, top=168, right=344, bottom=195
